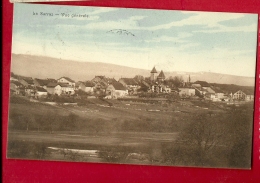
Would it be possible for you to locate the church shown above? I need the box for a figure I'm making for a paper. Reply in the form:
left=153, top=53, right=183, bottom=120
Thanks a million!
left=150, top=66, right=166, bottom=82
left=148, top=66, right=169, bottom=93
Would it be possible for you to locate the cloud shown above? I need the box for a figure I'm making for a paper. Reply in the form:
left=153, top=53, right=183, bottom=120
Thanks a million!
left=194, top=23, right=257, bottom=33
left=82, top=11, right=257, bottom=35
left=145, top=32, right=193, bottom=43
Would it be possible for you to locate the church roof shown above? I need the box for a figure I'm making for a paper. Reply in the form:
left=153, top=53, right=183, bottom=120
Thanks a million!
left=150, top=66, right=157, bottom=73
left=157, top=70, right=166, bottom=79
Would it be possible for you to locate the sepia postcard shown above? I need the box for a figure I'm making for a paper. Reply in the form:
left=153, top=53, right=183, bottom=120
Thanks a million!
left=8, top=3, right=258, bottom=169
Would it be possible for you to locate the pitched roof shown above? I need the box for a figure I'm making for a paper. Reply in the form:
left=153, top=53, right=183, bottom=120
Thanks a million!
left=18, top=75, right=33, bottom=80
left=34, top=78, right=50, bottom=86
left=84, top=81, right=95, bottom=87
left=239, top=89, right=254, bottom=95
left=141, top=80, right=151, bottom=87
left=193, top=81, right=210, bottom=87
left=150, top=66, right=157, bottom=73
left=47, top=82, right=70, bottom=88
left=211, top=87, right=223, bottom=93
left=120, top=78, right=139, bottom=85
left=111, top=81, right=127, bottom=90
left=75, top=81, right=82, bottom=87
left=94, top=82, right=107, bottom=89
left=25, top=85, right=34, bottom=89
left=36, top=86, right=47, bottom=92
left=59, top=83, right=70, bottom=87
left=139, top=82, right=150, bottom=89
left=47, top=78, right=57, bottom=83
left=58, top=77, right=75, bottom=83
left=102, top=77, right=117, bottom=84
left=11, top=80, right=23, bottom=86
left=22, top=78, right=34, bottom=85
left=94, top=76, right=105, bottom=80
left=157, top=70, right=166, bottom=79
left=47, top=82, right=58, bottom=88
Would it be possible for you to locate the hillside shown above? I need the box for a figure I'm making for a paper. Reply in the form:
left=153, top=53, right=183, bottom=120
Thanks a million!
left=11, top=54, right=255, bottom=86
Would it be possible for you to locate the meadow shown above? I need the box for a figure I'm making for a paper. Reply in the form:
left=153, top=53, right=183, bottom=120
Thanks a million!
left=7, top=95, right=254, bottom=168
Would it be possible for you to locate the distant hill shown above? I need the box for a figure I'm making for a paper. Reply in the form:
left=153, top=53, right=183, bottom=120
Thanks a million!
left=170, top=71, right=255, bottom=87
left=11, top=54, right=255, bottom=86
left=210, top=83, right=254, bottom=94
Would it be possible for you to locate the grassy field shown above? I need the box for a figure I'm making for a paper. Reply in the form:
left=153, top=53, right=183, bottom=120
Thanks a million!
left=8, top=95, right=230, bottom=136
left=7, top=95, right=253, bottom=167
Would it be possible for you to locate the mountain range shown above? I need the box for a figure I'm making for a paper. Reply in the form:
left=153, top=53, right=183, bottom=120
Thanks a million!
left=11, top=54, right=255, bottom=86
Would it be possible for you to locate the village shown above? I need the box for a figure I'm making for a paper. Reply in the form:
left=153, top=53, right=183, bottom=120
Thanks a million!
left=8, top=66, right=255, bottom=165
left=10, top=66, right=254, bottom=103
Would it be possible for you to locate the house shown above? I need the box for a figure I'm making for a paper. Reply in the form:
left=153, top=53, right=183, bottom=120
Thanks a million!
left=46, top=82, right=58, bottom=94
left=162, top=85, right=172, bottom=93
left=19, top=77, right=34, bottom=87
left=118, top=78, right=139, bottom=94
left=92, top=76, right=117, bottom=91
left=106, top=82, right=128, bottom=99
left=10, top=72, right=19, bottom=81
left=78, top=81, right=95, bottom=93
left=34, top=78, right=51, bottom=89
left=232, top=90, right=246, bottom=100
left=232, top=90, right=254, bottom=101
left=46, top=83, right=75, bottom=96
left=25, top=85, right=35, bottom=97
left=192, top=81, right=214, bottom=92
left=192, top=81, right=217, bottom=98
left=204, top=92, right=216, bottom=100
left=192, top=81, right=211, bottom=88
left=46, top=78, right=57, bottom=83
left=91, top=76, right=106, bottom=83
left=178, top=87, right=196, bottom=97
left=10, top=81, right=24, bottom=95
left=57, top=77, right=75, bottom=88
left=101, top=77, right=117, bottom=85
left=151, top=83, right=164, bottom=93
left=60, top=83, right=75, bottom=95
left=213, top=87, right=224, bottom=100
left=93, top=82, right=107, bottom=93
left=136, top=80, right=150, bottom=92
left=35, top=86, right=48, bottom=98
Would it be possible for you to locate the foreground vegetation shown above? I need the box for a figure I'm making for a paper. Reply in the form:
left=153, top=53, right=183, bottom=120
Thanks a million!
left=8, top=95, right=254, bottom=168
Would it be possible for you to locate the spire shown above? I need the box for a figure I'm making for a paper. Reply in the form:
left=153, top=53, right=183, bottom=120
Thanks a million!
left=150, top=66, right=157, bottom=73
left=188, top=75, right=191, bottom=83
left=157, top=70, right=165, bottom=79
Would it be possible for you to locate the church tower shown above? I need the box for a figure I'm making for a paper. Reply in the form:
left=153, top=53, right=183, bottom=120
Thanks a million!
left=157, top=70, right=166, bottom=82
left=150, top=66, right=157, bottom=81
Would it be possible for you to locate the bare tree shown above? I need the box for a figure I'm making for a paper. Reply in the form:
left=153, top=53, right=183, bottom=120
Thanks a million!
left=163, top=112, right=226, bottom=167
left=166, top=76, right=184, bottom=87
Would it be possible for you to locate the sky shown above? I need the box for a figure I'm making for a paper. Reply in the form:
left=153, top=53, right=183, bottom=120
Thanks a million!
left=12, top=3, right=258, bottom=77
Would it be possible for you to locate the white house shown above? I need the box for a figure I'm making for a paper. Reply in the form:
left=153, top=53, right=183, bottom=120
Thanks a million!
left=79, top=81, right=95, bottom=93
left=57, top=77, right=75, bottom=88
left=178, top=87, right=195, bottom=97
left=47, top=83, right=75, bottom=96
left=35, top=86, right=48, bottom=98
left=106, top=82, right=128, bottom=99
left=232, top=90, right=254, bottom=101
